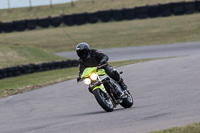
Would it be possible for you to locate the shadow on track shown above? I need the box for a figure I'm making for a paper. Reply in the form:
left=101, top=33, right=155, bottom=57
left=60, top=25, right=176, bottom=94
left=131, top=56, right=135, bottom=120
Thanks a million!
left=70, top=110, right=105, bottom=117
left=71, top=107, right=134, bottom=117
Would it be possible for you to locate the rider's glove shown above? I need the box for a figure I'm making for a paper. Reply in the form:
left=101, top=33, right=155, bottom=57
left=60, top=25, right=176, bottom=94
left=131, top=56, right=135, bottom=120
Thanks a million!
left=97, top=64, right=101, bottom=69
left=77, top=77, right=81, bottom=82
left=100, top=59, right=106, bottom=65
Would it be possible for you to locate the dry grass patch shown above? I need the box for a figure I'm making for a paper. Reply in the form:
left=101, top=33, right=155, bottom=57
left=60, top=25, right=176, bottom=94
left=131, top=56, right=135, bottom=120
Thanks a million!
left=0, top=0, right=194, bottom=21
left=0, top=13, right=200, bottom=52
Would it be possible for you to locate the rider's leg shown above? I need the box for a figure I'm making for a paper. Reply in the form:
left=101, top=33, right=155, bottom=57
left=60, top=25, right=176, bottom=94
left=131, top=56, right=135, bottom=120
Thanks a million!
left=104, top=65, right=127, bottom=91
left=117, top=78, right=127, bottom=91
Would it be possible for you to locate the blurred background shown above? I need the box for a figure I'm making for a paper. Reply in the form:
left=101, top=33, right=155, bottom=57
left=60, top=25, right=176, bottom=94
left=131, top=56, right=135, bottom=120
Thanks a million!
left=0, top=0, right=77, bottom=9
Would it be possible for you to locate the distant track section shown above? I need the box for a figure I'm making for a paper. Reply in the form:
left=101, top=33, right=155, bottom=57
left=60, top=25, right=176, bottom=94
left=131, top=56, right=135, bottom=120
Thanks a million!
left=1, top=41, right=200, bottom=80
left=56, top=42, right=200, bottom=61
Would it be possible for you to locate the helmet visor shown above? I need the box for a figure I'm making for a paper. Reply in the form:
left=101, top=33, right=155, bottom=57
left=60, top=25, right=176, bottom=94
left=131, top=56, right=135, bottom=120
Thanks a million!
left=77, top=49, right=88, bottom=58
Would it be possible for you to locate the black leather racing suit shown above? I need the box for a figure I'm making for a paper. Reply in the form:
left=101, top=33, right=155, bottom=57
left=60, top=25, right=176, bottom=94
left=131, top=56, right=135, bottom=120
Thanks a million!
left=78, top=49, right=120, bottom=81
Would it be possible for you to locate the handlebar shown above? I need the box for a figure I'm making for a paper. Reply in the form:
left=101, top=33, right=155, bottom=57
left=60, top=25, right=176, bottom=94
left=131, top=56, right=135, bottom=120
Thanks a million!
left=96, top=63, right=107, bottom=72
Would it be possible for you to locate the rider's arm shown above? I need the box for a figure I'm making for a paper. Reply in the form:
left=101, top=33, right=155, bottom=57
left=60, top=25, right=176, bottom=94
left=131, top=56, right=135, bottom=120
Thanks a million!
left=78, top=59, right=85, bottom=76
left=93, top=50, right=109, bottom=65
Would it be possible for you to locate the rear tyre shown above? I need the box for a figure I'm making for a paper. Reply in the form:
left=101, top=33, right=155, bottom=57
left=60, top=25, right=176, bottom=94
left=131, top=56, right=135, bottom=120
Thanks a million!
left=120, top=91, right=133, bottom=108
left=93, top=88, right=114, bottom=112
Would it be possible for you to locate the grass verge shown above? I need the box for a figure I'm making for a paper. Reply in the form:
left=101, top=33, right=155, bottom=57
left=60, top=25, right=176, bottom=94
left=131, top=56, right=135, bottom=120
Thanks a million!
left=0, top=0, right=192, bottom=22
left=0, top=13, right=200, bottom=52
left=0, top=45, right=65, bottom=68
left=0, top=58, right=154, bottom=98
left=149, top=122, right=200, bottom=133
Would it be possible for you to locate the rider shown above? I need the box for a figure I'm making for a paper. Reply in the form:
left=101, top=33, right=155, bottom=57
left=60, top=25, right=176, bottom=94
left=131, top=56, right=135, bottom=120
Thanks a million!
left=76, top=42, right=128, bottom=96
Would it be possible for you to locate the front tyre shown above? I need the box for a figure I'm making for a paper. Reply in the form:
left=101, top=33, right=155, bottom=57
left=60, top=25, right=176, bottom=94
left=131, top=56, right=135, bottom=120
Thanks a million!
left=93, top=89, right=114, bottom=112
left=120, top=91, right=134, bottom=108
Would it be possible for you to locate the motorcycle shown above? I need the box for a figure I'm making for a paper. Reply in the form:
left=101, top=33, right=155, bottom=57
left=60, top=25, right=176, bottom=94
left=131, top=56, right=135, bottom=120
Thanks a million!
left=77, top=64, right=133, bottom=112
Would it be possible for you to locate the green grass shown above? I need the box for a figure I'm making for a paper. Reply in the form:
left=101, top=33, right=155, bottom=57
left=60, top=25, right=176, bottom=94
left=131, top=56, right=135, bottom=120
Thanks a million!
left=0, top=46, right=65, bottom=68
left=0, top=0, right=193, bottom=22
left=0, top=59, right=154, bottom=98
left=149, top=122, right=200, bottom=133
left=0, top=13, right=200, bottom=52
left=0, top=67, right=78, bottom=97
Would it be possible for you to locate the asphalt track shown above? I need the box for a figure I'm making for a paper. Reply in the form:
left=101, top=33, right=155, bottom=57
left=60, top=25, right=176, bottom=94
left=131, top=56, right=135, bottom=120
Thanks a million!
left=0, top=42, right=200, bottom=133
left=55, top=42, right=200, bottom=61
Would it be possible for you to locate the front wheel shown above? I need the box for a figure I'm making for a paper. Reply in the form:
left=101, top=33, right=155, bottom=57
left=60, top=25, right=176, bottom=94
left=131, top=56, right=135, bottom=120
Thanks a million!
left=93, top=89, right=114, bottom=112
left=120, top=91, right=134, bottom=108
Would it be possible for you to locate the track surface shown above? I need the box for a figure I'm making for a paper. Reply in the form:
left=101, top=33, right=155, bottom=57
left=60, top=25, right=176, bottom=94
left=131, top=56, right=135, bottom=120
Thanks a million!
left=56, top=42, right=200, bottom=61
left=1, top=43, right=200, bottom=133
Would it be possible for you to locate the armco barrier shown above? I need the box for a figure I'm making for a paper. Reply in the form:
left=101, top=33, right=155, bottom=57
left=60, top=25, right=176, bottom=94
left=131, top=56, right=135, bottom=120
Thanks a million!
left=111, top=9, right=124, bottom=21
left=98, top=10, right=112, bottom=22
left=50, top=16, right=63, bottom=27
left=87, top=12, right=99, bottom=23
left=26, top=19, right=37, bottom=30
left=13, top=20, right=26, bottom=31
left=3, top=67, right=14, bottom=77
left=0, top=60, right=78, bottom=80
left=135, top=6, right=148, bottom=19
left=122, top=8, right=136, bottom=20
left=160, top=3, right=172, bottom=17
left=41, top=62, right=51, bottom=71
left=50, top=61, right=60, bottom=69
left=185, top=1, right=196, bottom=14
left=19, top=64, right=33, bottom=74
left=1, top=22, right=14, bottom=33
left=38, top=17, right=50, bottom=28
left=196, top=1, right=200, bottom=11
left=148, top=5, right=160, bottom=18
left=0, top=69, right=5, bottom=79
left=63, top=14, right=74, bottom=26
left=11, top=66, right=21, bottom=76
left=74, top=13, right=88, bottom=25
left=32, top=64, right=42, bottom=72
left=172, top=2, right=185, bottom=15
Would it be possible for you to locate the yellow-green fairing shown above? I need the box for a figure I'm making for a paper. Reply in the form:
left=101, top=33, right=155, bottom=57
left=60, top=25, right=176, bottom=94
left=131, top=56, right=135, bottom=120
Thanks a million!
left=81, top=67, right=96, bottom=78
left=81, top=67, right=107, bottom=79
left=81, top=67, right=107, bottom=93
left=93, top=85, right=106, bottom=93
left=97, top=69, right=107, bottom=76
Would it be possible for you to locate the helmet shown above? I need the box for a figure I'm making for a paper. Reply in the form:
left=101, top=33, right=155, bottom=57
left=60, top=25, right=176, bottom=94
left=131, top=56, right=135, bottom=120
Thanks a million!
left=76, top=42, right=90, bottom=58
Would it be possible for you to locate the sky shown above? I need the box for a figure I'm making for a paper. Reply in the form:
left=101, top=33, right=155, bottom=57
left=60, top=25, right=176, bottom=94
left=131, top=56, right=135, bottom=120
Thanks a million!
left=0, top=0, right=75, bottom=9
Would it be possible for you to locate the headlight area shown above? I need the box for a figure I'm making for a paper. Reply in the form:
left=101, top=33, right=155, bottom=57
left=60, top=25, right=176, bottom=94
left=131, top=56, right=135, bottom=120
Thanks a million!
left=84, top=73, right=98, bottom=85
left=84, top=78, right=91, bottom=85
left=90, top=73, right=98, bottom=81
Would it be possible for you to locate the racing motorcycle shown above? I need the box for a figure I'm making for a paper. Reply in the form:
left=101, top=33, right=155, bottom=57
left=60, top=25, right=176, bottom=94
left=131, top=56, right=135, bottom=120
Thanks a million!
left=77, top=64, right=133, bottom=112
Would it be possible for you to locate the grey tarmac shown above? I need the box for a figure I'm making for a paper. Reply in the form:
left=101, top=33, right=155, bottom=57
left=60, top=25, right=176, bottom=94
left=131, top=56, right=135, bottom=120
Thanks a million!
left=0, top=43, right=200, bottom=133
left=55, top=42, right=200, bottom=61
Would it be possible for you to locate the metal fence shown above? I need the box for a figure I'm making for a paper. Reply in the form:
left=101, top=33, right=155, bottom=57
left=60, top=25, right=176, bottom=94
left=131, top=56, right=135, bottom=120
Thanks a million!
left=0, top=0, right=78, bottom=9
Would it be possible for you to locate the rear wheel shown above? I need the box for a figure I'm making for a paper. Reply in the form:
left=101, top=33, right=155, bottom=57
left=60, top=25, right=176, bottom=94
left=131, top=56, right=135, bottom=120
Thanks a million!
left=93, top=88, right=114, bottom=112
left=120, top=91, right=133, bottom=108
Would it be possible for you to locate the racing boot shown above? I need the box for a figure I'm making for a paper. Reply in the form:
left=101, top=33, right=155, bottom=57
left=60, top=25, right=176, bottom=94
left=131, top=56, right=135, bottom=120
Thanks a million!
left=112, top=69, right=127, bottom=91
left=118, top=78, right=127, bottom=91
left=118, top=78, right=128, bottom=98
